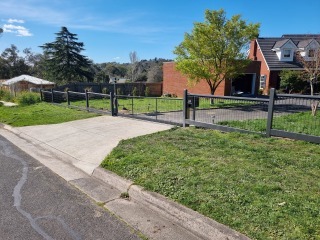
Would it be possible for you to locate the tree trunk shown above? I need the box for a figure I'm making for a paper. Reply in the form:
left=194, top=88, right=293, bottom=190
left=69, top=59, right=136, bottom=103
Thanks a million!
left=311, top=100, right=319, bottom=116
left=310, top=80, right=314, bottom=96
left=210, top=85, right=216, bottom=105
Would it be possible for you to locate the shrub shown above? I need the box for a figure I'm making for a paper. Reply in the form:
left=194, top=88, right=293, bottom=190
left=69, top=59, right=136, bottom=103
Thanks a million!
left=0, top=89, right=14, bottom=102
left=84, top=87, right=92, bottom=92
left=145, top=86, right=150, bottom=97
left=279, top=70, right=306, bottom=93
left=116, top=88, right=123, bottom=96
left=132, top=87, right=138, bottom=96
left=0, top=102, right=3, bottom=107
left=15, top=92, right=41, bottom=106
left=102, top=87, right=109, bottom=94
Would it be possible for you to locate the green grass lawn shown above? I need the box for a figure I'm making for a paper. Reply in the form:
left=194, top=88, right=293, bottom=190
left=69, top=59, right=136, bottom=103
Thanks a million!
left=101, top=127, right=320, bottom=240
left=66, top=96, right=254, bottom=114
left=66, top=97, right=184, bottom=113
left=0, top=102, right=99, bottom=127
left=219, top=111, right=320, bottom=136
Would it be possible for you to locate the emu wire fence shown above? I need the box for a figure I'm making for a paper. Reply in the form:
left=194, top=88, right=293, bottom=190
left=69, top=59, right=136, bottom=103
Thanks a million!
left=41, top=89, right=183, bottom=125
left=41, top=89, right=320, bottom=144
left=184, top=89, right=320, bottom=144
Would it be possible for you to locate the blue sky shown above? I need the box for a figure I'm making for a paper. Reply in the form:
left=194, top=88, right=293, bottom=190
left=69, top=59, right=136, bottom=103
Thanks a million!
left=0, top=0, right=319, bottom=63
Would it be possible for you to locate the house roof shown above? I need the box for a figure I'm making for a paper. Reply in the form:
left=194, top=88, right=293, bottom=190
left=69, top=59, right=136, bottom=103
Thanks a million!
left=272, top=39, right=291, bottom=49
left=256, top=34, right=320, bottom=70
left=3, top=75, right=55, bottom=86
left=297, top=39, right=314, bottom=48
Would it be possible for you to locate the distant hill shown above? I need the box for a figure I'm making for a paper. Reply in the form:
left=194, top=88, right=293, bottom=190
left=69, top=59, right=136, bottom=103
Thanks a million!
left=93, top=58, right=173, bottom=83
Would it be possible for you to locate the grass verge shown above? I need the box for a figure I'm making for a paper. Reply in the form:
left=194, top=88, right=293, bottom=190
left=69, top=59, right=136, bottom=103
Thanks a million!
left=101, top=127, right=320, bottom=240
left=219, top=111, right=320, bottom=136
left=0, top=102, right=99, bottom=127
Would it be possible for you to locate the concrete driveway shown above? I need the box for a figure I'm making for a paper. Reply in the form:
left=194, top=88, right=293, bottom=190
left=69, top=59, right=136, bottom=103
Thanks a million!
left=14, top=116, right=173, bottom=174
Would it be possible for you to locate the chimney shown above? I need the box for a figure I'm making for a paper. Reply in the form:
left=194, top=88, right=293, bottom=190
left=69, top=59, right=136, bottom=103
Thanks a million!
left=249, top=40, right=258, bottom=61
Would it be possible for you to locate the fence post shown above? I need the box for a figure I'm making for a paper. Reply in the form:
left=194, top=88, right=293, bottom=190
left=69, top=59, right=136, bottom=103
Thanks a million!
left=67, top=90, right=70, bottom=106
left=85, top=89, right=89, bottom=110
left=113, top=92, right=118, bottom=116
left=183, top=89, right=189, bottom=127
left=131, top=97, right=134, bottom=115
left=155, top=98, right=158, bottom=120
left=110, top=92, right=115, bottom=116
left=51, top=89, right=54, bottom=103
left=192, top=95, right=196, bottom=120
left=266, top=88, right=276, bottom=137
left=40, top=89, right=43, bottom=101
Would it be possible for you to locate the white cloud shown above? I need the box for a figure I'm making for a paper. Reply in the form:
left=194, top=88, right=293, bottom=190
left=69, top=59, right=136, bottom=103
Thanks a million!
left=3, top=24, right=32, bottom=37
left=113, top=57, right=121, bottom=60
left=8, top=18, right=25, bottom=24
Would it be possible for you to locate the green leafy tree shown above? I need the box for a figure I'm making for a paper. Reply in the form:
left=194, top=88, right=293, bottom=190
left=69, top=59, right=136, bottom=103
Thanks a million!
left=40, top=27, right=93, bottom=84
left=174, top=9, right=260, bottom=95
left=0, top=45, right=30, bottom=78
left=23, top=48, right=47, bottom=78
left=279, top=70, right=305, bottom=93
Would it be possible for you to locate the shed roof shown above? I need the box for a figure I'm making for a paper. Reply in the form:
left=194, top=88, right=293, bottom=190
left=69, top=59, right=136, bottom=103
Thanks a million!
left=3, top=75, right=55, bottom=86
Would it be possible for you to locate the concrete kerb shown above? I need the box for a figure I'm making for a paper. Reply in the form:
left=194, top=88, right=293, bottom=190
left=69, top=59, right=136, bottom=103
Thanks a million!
left=1, top=122, right=250, bottom=240
left=93, top=167, right=251, bottom=240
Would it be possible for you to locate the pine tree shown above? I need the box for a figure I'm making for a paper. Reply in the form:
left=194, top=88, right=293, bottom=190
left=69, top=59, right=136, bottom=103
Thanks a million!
left=40, top=27, right=93, bottom=84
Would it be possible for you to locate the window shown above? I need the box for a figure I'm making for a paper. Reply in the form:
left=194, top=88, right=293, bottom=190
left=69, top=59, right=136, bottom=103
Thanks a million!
left=308, top=49, right=315, bottom=58
left=283, top=49, right=291, bottom=58
left=260, top=75, right=266, bottom=89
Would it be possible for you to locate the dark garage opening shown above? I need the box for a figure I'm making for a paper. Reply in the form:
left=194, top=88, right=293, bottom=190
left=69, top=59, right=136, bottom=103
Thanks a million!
left=232, top=74, right=254, bottom=96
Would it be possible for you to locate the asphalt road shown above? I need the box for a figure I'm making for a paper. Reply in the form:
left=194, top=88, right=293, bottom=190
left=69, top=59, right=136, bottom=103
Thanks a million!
left=0, top=135, right=141, bottom=240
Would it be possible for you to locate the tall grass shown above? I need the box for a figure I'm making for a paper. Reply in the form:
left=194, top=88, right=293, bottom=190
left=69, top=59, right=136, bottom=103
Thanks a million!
left=0, top=89, right=41, bottom=106
left=15, top=91, right=41, bottom=106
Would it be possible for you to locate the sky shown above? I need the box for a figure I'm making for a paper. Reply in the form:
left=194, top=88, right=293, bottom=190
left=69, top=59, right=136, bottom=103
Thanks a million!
left=0, top=0, right=320, bottom=64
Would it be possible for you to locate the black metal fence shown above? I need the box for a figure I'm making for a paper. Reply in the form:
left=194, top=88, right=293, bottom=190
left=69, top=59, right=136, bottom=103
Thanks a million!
left=41, top=88, right=320, bottom=144
left=115, top=95, right=183, bottom=125
left=184, top=89, right=320, bottom=144
left=41, top=89, right=183, bottom=124
left=41, top=89, right=113, bottom=115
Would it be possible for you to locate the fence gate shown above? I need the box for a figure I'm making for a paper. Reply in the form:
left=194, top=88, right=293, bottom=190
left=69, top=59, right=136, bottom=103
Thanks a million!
left=41, top=90, right=113, bottom=115
left=113, top=95, right=183, bottom=126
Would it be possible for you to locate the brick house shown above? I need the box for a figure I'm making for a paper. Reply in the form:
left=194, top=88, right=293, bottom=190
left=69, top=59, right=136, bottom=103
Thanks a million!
left=163, top=61, right=261, bottom=97
left=163, top=34, right=320, bottom=97
left=248, top=34, right=320, bottom=94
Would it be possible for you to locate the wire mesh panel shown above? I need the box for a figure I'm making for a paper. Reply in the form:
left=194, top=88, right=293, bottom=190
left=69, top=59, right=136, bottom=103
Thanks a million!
left=116, top=95, right=183, bottom=125
left=273, top=95, right=320, bottom=136
left=87, top=92, right=111, bottom=113
left=153, top=97, right=183, bottom=124
left=52, top=91, right=67, bottom=104
left=42, top=90, right=53, bottom=102
left=190, top=94, right=269, bottom=133
left=68, top=91, right=86, bottom=109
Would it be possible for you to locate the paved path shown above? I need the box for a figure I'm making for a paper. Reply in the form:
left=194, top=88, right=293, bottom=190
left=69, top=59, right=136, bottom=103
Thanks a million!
left=0, top=116, right=250, bottom=240
left=13, top=115, right=173, bottom=174
left=0, top=100, right=17, bottom=106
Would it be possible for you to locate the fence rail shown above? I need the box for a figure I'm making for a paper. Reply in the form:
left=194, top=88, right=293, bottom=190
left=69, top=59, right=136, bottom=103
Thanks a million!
left=183, top=89, right=320, bottom=144
left=114, top=95, right=183, bottom=125
left=41, top=88, right=320, bottom=144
